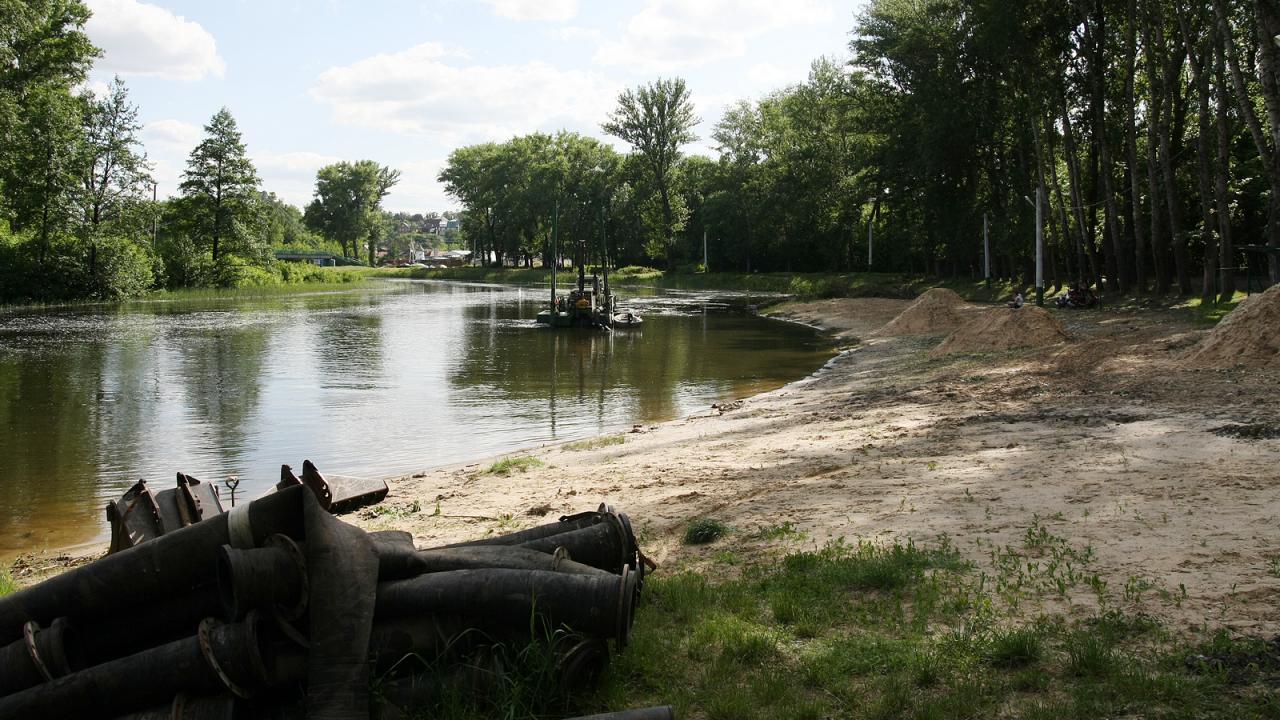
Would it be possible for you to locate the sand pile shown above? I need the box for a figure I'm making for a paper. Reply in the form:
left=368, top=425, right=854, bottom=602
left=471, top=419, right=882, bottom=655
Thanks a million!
left=1183, top=283, right=1280, bottom=368
left=877, top=288, right=967, bottom=336
left=932, top=305, right=1069, bottom=356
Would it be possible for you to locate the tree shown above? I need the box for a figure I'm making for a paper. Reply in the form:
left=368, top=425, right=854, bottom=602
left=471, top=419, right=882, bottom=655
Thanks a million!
left=0, top=0, right=99, bottom=259
left=178, top=108, right=261, bottom=265
left=602, top=77, right=698, bottom=268
left=78, top=77, right=152, bottom=232
left=304, top=160, right=400, bottom=264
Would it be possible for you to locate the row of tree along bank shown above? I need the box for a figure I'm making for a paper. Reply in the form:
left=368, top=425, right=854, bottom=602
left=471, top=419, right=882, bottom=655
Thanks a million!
left=0, top=2, right=405, bottom=305
left=440, top=1, right=1280, bottom=302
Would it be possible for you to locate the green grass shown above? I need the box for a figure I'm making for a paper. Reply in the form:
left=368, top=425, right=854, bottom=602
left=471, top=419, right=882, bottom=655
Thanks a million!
left=562, top=434, right=626, bottom=452
left=384, top=535, right=1280, bottom=719
left=0, top=570, right=16, bottom=597
left=483, top=456, right=546, bottom=476
left=585, top=539, right=1278, bottom=719
left=683, top=518, right=730, bottom=545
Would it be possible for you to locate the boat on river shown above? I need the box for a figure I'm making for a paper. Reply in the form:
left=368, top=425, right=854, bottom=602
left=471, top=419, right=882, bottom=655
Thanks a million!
left=533, top=201, right=640, bottom=330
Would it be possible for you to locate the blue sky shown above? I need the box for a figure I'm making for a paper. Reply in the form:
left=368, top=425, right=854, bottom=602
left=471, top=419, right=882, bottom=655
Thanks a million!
left=83, top=0, right=865, bottom=212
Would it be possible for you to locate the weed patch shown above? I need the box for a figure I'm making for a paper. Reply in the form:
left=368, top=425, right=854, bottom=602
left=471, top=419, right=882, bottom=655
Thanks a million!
left=683, top=518, right=729, bottom=545
left=484, top=456, right=545, bottom=476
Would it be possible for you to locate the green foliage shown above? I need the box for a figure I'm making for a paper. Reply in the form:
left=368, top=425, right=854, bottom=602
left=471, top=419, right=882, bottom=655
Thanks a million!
left=574, top=539, right=1280, bottom=720
left=484, top=456, right=545, bottom=476
left=178, top=108, right=262, bottom=264
left=986, top=627, right=1044, bottom=669
left=304, top=160, right=400, bottom=264
left=0, top=570, right=15, bottom=597
left=683, top=518, right=729, bottom=545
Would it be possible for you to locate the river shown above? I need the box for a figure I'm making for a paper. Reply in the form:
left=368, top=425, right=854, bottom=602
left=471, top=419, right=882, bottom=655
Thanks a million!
left=0, top=280, right=834, bottom=558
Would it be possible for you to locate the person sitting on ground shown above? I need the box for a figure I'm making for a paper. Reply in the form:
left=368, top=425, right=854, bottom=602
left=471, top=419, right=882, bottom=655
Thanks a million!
left=1008, top=292, right=1025, bottom=309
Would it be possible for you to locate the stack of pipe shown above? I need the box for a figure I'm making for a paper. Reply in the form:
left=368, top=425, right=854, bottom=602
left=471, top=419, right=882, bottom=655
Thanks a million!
left=0, top=485, right=663, bottom=719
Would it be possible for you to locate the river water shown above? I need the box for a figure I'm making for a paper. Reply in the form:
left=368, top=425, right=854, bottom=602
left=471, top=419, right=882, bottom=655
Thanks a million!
left=0, top=280, right=834, bottom=558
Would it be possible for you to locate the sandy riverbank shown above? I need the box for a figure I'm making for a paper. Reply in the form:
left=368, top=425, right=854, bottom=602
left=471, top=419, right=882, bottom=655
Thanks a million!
left=351, top=295, right=1280, bottom=634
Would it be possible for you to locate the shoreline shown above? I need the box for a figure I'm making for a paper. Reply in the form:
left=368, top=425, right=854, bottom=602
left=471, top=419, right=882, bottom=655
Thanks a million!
left=351, top=296, right=1280, bottom=635
left=10, top=295, right=1280, bottom=639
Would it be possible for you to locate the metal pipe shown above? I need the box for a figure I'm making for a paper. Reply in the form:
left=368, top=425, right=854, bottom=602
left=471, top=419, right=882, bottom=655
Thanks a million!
left=216, top=535, right=308, bottom=621
left=0, top=613, right=278, bottom=719
left=0, top=486, right=306, bottom=644
left=375, top=567, right=636, bottom=647
left=439, top=507, right=607, bottom=549
left=0, top=617, right=79, bottom=696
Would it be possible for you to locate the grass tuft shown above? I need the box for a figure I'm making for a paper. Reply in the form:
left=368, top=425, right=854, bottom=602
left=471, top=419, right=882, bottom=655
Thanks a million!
left=986, top=627, right=1043, bottom=669
left=683, top=518, right=730, bottom=545
left=484, top=456, right=546, bottom=476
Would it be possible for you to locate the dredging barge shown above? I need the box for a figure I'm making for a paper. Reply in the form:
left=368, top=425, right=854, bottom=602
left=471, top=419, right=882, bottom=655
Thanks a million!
left=534, top=201, right=637, bottom=330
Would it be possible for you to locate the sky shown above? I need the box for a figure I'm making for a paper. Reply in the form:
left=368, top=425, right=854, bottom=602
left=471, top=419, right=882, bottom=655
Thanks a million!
left=81, top=0, right=866, bottom=213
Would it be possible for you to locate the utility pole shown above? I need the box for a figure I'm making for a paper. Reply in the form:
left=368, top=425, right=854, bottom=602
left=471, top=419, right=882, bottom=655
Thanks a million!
left=550, top=200, right=558, bottom=310
left=983, top=212, right=990, bottom=288
left=867, top=211, right=874, bottom=268
left=702, top=227, right=708, bottom=273
left=1035, top=185, right=1045, bottom=306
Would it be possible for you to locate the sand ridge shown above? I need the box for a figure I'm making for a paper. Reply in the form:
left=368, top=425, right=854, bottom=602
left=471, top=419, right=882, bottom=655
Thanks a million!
left=1183, top=283, right=1280, bottom=369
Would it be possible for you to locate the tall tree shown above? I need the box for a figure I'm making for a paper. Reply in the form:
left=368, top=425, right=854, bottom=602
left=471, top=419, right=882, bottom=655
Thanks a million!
left=602, top=77, right=698, bottom=268
left=78, top=77, right=152, bottom=233
left=304, top=160, right=400, bottom=264
left=178, top=108, right=261, bottom=264
left=0, top=0, right=98, bottom=258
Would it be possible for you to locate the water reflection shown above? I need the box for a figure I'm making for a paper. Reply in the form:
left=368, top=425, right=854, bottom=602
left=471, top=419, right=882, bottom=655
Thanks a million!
left=0, top=282, right=832, bottom=558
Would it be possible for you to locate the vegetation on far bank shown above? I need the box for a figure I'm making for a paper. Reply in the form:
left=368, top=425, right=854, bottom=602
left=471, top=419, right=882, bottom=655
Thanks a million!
left=383, top=265, right=1250, bottom=326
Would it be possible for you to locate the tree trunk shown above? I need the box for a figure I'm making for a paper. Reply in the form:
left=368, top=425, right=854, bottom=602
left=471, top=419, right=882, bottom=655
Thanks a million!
left=1256, top=0, right=1280, bottom=281
left=1061, top=96, right=1099, bottom=286
left=1091, top=1, right=1127, bottom=293
left=1124, top=0, right=1147, bottom=292
left=1181, top=14, right=1218, bottom=303
left=1216, top=39, right=1237, bottom=302
left=1143, top=10, right=1173, bottom=294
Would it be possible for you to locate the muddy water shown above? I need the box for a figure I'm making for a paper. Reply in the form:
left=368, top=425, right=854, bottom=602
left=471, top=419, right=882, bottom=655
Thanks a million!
left=0, top=280, right=834, bottom=558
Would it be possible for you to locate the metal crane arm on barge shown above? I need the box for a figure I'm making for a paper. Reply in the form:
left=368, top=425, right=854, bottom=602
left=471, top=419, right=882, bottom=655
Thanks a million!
left=537, top=199, right=636, bottom=329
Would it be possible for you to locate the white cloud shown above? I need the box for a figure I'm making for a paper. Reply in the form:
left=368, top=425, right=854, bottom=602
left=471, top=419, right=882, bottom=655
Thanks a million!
left=144, top=119, right=203, bottom=150
left=384, top=158, right=456, bottom=213
left=481, top=0, right=577, bottom=23
left=85, top=0, right=225, bottom=82
left=141, top=119, right=202, bottom=193
left=253, top=151, right=344, bottom=207
left=310, top=43, right=619, bottom=142
left=596, top=0, right=834, bottom=73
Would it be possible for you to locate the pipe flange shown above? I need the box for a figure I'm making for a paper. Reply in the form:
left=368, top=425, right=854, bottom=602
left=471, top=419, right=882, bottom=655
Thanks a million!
left=199, top=614, right=269, bottom=699
left=22, top=621, right=53, bottom=682
left=614, top=566, right=634, bottom=650
left=550, top=546, right=571, bottom=571
left=265, top=534, right=309, bottom=620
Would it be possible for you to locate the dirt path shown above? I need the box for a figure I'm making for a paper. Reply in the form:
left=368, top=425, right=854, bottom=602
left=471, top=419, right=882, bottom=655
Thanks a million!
left=355, top=298, right=1280, bottom=633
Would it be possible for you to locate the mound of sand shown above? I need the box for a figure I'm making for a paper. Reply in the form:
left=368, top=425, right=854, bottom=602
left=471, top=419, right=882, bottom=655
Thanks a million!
left=931, top=305, right=1069, bottom=356
left=877, top=288, right=967, bottom=336
left=1183, top=283, right=1280, bottom=369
